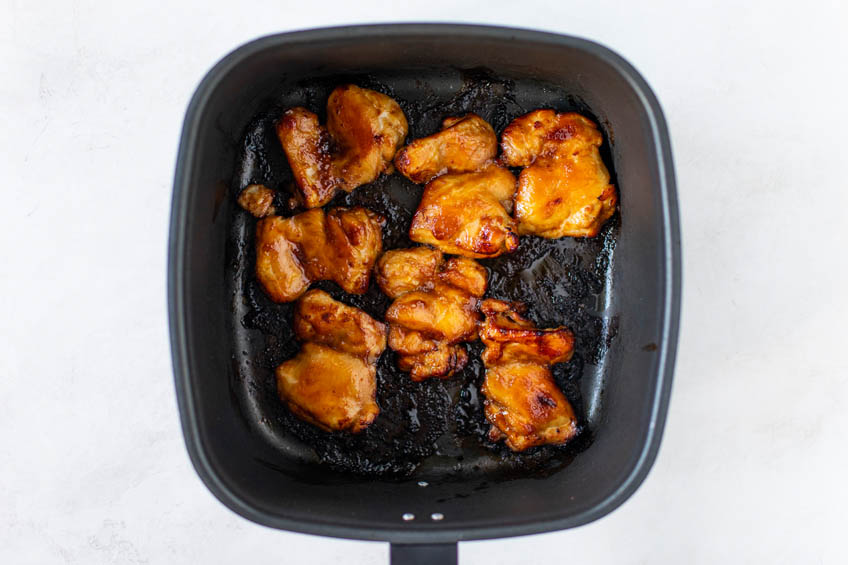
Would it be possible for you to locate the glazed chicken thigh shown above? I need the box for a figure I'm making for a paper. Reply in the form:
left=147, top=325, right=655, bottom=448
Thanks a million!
left=276, top=85, right=408, bottom=208
left=409, top=164, right=519, bottom=258
left=327, top=85, right=409, bottom=190
left=376, top=247, right=488, bottom=380
left=276, top=290, right=387, bottom=433
left=255, top=206, right=384, bottom=302
left=479, top=299, right=578, bottom=451
left=500, top=110, right=617, bottom=238
left=276, top=107, right=336, bottom=209
left=394, top=113, right=497, bottom=183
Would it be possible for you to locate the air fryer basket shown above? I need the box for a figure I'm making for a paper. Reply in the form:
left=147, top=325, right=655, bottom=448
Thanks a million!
left=169, top=24, right=680, bottom=563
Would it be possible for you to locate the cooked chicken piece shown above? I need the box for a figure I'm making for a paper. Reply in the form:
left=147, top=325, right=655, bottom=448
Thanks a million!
left=387, top=282, right=481, bottom=344
left=276, top=86, right=408, bottom=208
left=326, top=84, right=408, bottom=190
left=237, top=184, right=277, bottom=218
left=409, top=164, right=519, bottom=258
left=375, top=246, right=442, bottom=299
left=294, top=289, right=386, bottom=362
left=255, top=206, right=384, bottom=302
left=479, top=298, right=577, bottom=451
left=439, top=257, right=489, bottom=297
left=276, top=290, right=386, bottom=433
left=387, top=325, right=467, bottom=378
left=394, top=114, right=497, bottom=183
left=396, top=340, right=469, bottom=381
left=276, top=108, right=337, bottom=208
left=479, top=299, right=575, bottom=366
left=277, top=343, right=380, bottom=433
left=500, top=110, right=602, bottom=168
left=500, top=110, right=617, bottom=238
left=376, top=248, right=488, bottom=380
left=481, top=363, right=577, bottom=451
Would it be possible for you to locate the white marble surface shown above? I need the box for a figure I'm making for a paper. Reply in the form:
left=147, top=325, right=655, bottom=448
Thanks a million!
left=2, top=1, right=847, bottom=563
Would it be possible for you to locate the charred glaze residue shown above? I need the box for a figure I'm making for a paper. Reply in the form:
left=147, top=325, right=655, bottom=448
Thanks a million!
left=228, top=69, right=619, bottom=479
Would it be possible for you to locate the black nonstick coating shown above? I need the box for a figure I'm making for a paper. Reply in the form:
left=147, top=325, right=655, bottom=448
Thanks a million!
left=229, top=69, right=619, bottom=480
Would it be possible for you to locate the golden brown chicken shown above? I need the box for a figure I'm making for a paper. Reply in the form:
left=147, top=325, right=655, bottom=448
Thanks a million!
left=409, top=164, right=519, bottom=258
left=276, top=85, right=408, bottom=208
left=276, top=290, right=386, bottom=433
left=326, top=85, right=409, bottom=190
left=374, top=245, right=442, bottom=297
left=376, top=248, right=488, bottom=380
left=237, top=184, right=276, bottom=218
left=394, top=114, right=497, bottom=184
left=255, top=206, right=384, bottom=302
left=500, top=110, right=617, bottom=238
left=479, top=299, right=578, bottom=451
left=293, top=288, right=387, bottom=363
left=276, top=108, right=336, bottom=209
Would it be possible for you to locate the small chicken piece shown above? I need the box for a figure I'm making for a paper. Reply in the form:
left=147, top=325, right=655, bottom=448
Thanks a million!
left=276, top=86, right=408, bottom=208
left=376, top=248, right=488, bottom=380
left=479, top=299, right=577, bottom=451
left=237, top=184, right=276, bottom=218
left=501, top=110, right=617, bottom=238
left=276, top=108, right=337, bottom=208
left=396, top=341, right=469, bottom=380
left=409, top=164, right=519, bottom=258
left=479, top=299, right=575, bottom=367
left=277, top=290, right=386, bottom=433
left=326, top=84, right=408, bottom=191
left=439, top=256, right=489, bottom=297
left=394, top=114, right=497, bottom=183
left=255, top=206, right=384, bottom=302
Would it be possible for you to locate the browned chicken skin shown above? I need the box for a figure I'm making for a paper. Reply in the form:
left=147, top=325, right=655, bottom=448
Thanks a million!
left=394, top=114, right=497, bottom=184
left=276, top=290, right=386, bottom=433
left=255, top=206, right=384, bottom=302
left=376, top=248, right=488, bottom=380
left=479, top=299, right=578, bottom=451
left=409, top=164, right=519, bottom=258
left=500, top=110, right=617, bottom=238
left=276, top=85, right=408, bottom=208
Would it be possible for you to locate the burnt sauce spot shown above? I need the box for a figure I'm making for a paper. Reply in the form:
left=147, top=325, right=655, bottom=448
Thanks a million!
left=230, top=70, right=619, bottom=480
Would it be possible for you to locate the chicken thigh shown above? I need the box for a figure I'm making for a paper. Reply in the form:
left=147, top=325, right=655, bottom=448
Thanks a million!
left=500, top=110, right=617, bottom=238
left=409, top=164, right=519, bottom=258
left=276, top=107, right=337, bottom=209
left=255, top=206, right=384, bottom=302
left=326, top=84, right=409, bottom=191
left=394, top=113, right=497, bottom=184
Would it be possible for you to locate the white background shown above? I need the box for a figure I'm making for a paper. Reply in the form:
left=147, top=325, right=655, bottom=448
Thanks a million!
left=2, top=1, right=847, bottom=563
